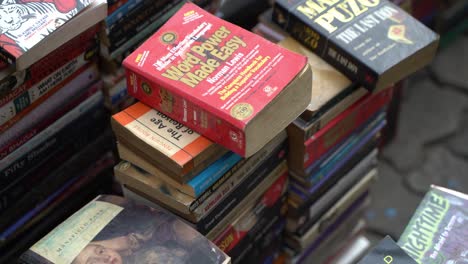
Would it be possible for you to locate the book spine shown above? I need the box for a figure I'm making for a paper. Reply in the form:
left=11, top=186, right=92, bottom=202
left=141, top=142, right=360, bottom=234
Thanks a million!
left=294, top=122, right=381, bottom=199
left=105, top=0, right=143, bottom=27
left=107, top=1, right=182, bottom=58
left=106, top=78, right=127, bottom=105
left=0, top=66, right=101, bottom=159
left=193, top=140, right=286, bottom=219
left=0, top=26, right=98, bottom=104
left=0, top=152, right=114, bottom=246
left=293, top=150, right=378, bottom=236
left=188, top=152, right=242, bottom=197
left=300, top=84, right=361, bottom=139
left=190, top=134, right=286, bottom=212
left=126, top=69, right=247, bottom=156
left=0, top=111, right=108, bottom=215
left=107, top=0, right=178, bottom=50
left=290, top=126, right=381, bottom=216
left=201, top=168, right=288, bottom=237
left=273, top=2, right=379, bottom=90
left=302, top=112, right=385, bottom=180
left=0, top=129, right=114, bottom=231
left=108, top=0, right=130, bottom=14
left=107, top=0, right=170, bottom=33
left=0, top=91, right=104, bottom=190
left=0, top=64, right=93, bottom=134
left=0, top=55, right=96, bottom=132
left=302, top=88, right=392, bottom=168
left=195, top=152, right=285, bottom=234
left=232, top=219, right=285, bottom=264
left=215, top=191, right=286, bottom=255
left=295, top=192, right=370, bottom=261
left=108, top=0, right=125, bottom=6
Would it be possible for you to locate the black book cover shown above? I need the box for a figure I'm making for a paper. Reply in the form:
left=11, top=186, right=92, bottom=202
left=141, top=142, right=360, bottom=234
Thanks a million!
left=273, top=0, right=439, bottom=91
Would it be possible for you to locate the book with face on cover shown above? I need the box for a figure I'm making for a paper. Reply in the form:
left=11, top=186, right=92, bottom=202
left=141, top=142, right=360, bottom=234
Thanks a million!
left=19, top=195, right=231, bottom=264
left=123, top=2, right=312, bottom=157
left=0, top=0, right=107, bottom=70
left=398, top=185, right=468, bottom=264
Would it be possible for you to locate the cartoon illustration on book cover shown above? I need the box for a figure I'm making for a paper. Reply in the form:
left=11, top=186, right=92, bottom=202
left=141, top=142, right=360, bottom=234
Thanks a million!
left=0, top=0, right=93, bottom=57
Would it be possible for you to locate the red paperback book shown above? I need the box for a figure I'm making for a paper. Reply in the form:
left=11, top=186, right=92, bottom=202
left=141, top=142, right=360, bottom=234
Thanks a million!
left=123, top=2, right=310, bottom=157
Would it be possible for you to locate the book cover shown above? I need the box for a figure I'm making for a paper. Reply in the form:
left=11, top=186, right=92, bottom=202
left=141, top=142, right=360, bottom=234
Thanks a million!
left=123, top=2, right=311, bottom=157
left=0, top=0, right=95, bottom=65
left=20, top=195, right=230, bottom=264
left=357, top=236, right=417, bottom=264
left=273, top=0, right=439, bottom=91
left=398, top=186, right=468, bottom=264
left=112, top=101, right=224, bottom=181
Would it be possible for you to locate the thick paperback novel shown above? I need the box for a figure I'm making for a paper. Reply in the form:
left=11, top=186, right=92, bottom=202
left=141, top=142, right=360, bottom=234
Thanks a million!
left=123, top=2, right=311, bottom=157
left=111, top=102, right=225, bottom=182
left=273, top=0, right=439, bottom=92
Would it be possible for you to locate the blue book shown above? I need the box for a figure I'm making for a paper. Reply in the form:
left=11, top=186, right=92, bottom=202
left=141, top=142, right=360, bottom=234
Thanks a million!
left=105, top=0, right=143, bottom=26
left=188, top=152, right=242, bottom=197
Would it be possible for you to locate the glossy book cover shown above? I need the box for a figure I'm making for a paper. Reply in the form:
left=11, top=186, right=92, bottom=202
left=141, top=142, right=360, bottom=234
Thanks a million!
left=0, top=0, right=95, bottom=64
left=273, top=0, right=439, bottom=91
left=398, top=186, right=468, bottom=264
left=20, top=195, right=231, bottom=264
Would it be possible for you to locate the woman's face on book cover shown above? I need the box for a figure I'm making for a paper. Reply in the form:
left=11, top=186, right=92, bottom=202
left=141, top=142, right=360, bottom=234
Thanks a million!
left=73, top=243, right=123, bottom=264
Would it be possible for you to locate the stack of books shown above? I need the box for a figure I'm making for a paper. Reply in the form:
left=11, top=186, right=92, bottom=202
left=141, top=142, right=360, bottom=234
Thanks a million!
left=253, top=0, right=439, bottom=262
left=100, top=0, right=222, bottom=113
left=281, top=37, right=393, bottom=263
left=110, top=2, right=312, bottom=263
left=0, top=0, right=114, bottom=261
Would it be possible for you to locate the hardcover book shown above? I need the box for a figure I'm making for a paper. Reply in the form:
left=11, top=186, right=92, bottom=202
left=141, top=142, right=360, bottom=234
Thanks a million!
left=123, top=2, right=311, bottom=157
left=0, top=0, right=107, bottom=70
left=19, top=195, right=231, bottom=264
left=273, top=0, right=439, bottom=92
left=398, top=185, right=468, bottom=264
left=111, top=101, right=226, bottom=182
